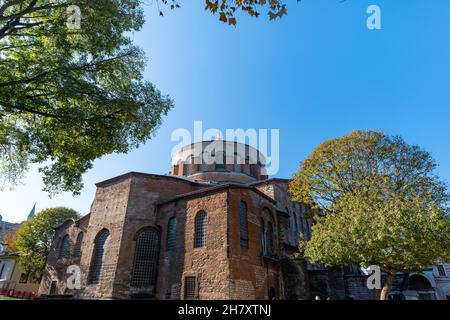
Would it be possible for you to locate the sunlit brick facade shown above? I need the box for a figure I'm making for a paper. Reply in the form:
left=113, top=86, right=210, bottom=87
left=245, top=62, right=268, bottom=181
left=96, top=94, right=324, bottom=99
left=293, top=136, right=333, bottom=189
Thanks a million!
left=38, top=140, right=316, bottom=299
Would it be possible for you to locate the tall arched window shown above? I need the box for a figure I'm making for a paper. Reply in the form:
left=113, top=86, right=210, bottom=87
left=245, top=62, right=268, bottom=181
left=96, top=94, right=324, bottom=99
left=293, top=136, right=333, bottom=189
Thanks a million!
left=194, top=211, right=207, bottom=248
left=267, top=222, right=274, bottom=254
left=58, top=235, right=70, bottom=259
left=131, top=228, right=160, bottom=288
left=240, top=201, right=249, bottom=248
left=88, top=229, right=109, bottom=284
left=293, top=212, right=299, bottom=233
left=285, top=207, right=291, bottom=230
left=306, top=219, right=312, bottom=240
left=73, top=232, right=84, bottom=258
left=260, top=218, right=266, bottom=255
left=167, top=217, right=177, bottom=251
left=300, top=217, right=305, bottom=235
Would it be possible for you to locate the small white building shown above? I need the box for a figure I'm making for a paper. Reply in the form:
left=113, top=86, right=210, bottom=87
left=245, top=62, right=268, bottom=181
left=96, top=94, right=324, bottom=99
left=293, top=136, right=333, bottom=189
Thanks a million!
left=433, top=264, right=450, bottom=300
left=401, top=265, right=450, bottom=300
left=0, top=243, right=40, bottom=294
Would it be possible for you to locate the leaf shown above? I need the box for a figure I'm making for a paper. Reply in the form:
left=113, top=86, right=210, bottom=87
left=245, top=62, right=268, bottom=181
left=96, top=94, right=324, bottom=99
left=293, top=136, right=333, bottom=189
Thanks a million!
left=219, top=12, right=228, bottom=23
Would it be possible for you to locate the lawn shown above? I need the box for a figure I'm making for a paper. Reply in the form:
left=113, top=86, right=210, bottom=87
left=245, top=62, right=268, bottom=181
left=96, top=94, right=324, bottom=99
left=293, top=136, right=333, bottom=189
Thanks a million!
left=0, top=297, right=25, bottom=300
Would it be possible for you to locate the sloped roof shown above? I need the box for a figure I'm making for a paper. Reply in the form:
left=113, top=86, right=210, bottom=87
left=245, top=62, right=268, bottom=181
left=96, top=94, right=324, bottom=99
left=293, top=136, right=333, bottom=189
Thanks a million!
left=157, top=183, right=277, bottom=206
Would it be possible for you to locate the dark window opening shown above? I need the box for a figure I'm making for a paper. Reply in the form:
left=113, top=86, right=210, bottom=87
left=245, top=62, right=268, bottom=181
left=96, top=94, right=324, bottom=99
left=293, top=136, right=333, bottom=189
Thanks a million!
left=58, top=235, right=70, bottom=259
left=49, top=281, right=58, bottom=295
left=269, top=287, right=276, bottom=300
left=267, top=222, right=274, bottom=254
left=73, top=232, right=83, bottom=258
left=184, top=276, right=197, bottom=300
left=293, top=212, right=299, bottom=233
left=194, top=211, right=207, bottom=248
left=260, top=218, right=266, bottom=256
left=88, top=229, right=109, bottom=284
left=240, top=201, right=249, bottom=248
left=167, top=217, right=177, bottom=251
left=131, top=228, right=160, bottom=288
left=19, top=273, right=28, bottom=283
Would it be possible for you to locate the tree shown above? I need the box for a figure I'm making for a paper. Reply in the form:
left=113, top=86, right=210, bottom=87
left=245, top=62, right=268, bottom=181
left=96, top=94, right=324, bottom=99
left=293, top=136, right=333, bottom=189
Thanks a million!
left=9, top=207, right=80, bottom=281
left=0, top=1, right=173, bottom=194
left=289, top=130, right=450, bottom=299
left=3, top=228, right=18, bottom=252
left=160, top=0, right=294, bottom=25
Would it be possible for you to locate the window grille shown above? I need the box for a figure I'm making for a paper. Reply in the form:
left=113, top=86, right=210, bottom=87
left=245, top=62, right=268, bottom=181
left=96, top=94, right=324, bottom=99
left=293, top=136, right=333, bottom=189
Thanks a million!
left=194, top=211, right=207, bottom=248
left=438, top=265, right=446, bottom=277
left=131, top=229, right=160, bottom=288
left=260, top=218, right=266, bottom=255
left=88, top=229, right=109, bottom=284
left=167, top=217, right=177, bottom=251
left=293, top=212, right=299, bottom=233
left=240, top=201, right=249, bottom=248
left=267, top=222, right=274, bottom=254
left=59, top=235, right=70, bottom=259
left=184, top=276, right=197, bottom=299
left=73, top=232, right=83, bottom=258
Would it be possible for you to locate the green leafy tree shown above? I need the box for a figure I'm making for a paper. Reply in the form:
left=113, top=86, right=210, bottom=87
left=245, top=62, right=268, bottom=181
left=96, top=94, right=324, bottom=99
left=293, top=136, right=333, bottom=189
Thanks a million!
left=290, top=130, right=450, bottom=299
left=0, top=1, right=173, bottom=194
left=10, top=207, right=80, bottom=281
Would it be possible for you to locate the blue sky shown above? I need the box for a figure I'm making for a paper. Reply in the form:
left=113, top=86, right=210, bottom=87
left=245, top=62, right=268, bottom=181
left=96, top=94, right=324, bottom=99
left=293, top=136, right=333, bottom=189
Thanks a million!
left=1, top=0, right=450, bottom=222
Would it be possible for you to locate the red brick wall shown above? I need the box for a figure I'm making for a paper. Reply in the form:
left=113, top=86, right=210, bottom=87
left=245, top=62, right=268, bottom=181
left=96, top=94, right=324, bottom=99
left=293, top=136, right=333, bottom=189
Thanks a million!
left=39, top=215, right=89, bottom=296
left=227, top=188, right=282, bottom=299
left=112, top=174, right=206, bottom=299
left=156, top=190, right=230, bottom=300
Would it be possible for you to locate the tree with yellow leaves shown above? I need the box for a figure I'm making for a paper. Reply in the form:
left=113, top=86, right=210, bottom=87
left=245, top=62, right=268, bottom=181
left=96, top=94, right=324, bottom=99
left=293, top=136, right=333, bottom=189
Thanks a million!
left=290, top=130, right=450, bottom=300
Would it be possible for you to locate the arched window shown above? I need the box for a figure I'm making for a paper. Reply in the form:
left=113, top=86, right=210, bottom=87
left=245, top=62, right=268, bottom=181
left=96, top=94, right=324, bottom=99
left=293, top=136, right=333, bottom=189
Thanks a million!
left=260, top=218, right=266, bottom=255
left=201, top=152, right=211, bottom=171
left=240, top=201, right=249, bottom=248
left=73, top=232, right=84, bottom=258
left=88, top=229, right=109, bottom=284
left=167, top=217, right=177, bottom=251
left=194, top=211, right=207, bottom=248
left=299, top=217, right=304, bottom=236
left=285, top=207, right=291, bottom=229
left=58, top=235, right=70, bottom=259
left=131, top=228, right=160, bottom=288
left=305, top=219, right=311, bottom=240
left=234, top=155, right=242, bottom=173
left=293, top=212, right=299, bottom=233
left=216, top=151, right=226, bottom=170
left=267, top=222, right=274, bottom=254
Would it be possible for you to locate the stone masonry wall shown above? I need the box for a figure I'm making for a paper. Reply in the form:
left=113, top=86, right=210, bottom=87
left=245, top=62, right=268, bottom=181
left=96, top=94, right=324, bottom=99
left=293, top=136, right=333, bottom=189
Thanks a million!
left=227, top=188, right=281, bottom=300
left=38, top=215, right=89, bottom=296
left=156, top=190, right=230, bottom=300
left=112, top=174, right=205, bottom=299
left=77, top=177, right=132, bottom=299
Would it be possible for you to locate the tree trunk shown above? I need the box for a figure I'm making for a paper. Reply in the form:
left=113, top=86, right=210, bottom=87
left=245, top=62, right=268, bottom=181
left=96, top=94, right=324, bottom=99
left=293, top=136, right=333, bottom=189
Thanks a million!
left=380, top=272, right=395, bottom=300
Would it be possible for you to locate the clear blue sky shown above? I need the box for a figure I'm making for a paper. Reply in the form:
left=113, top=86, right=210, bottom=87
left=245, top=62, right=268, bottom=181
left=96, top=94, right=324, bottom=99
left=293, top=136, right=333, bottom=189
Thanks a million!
left=1, top=0, right=450, bottom=222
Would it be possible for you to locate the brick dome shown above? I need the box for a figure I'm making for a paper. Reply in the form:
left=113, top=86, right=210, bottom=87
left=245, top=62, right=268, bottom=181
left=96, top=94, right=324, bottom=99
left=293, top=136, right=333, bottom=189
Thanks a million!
left=170, top=140, right=268, bottom=183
